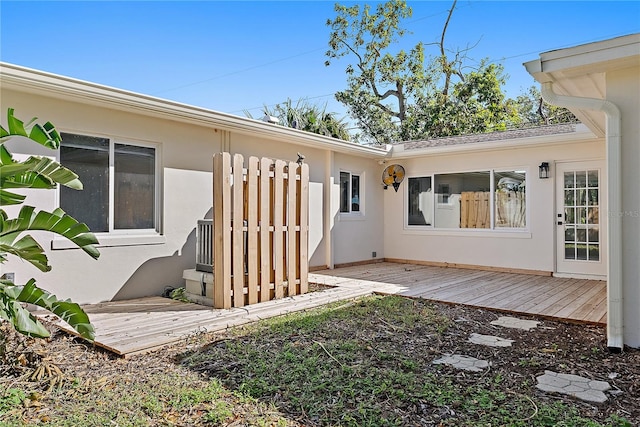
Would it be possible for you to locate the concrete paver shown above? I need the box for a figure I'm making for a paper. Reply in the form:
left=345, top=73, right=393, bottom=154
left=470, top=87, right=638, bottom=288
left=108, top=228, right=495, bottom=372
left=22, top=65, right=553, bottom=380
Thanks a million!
left=433, top=354, right=490, bottom=372
left=536, top=370, right=611, bottom=403
left=468, top=333, right=514, bottom=347
left=490, top=316, right=540, bottom=331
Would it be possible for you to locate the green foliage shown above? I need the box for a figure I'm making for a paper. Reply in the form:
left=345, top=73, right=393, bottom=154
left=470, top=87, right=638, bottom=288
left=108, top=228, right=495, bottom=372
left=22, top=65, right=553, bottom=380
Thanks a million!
left=515, top=86, right=579, bottom=126
left=0, top=387, right=26, bottom=414
left=246, top=98, right=352, bottom=141
left=169, top=287, right=190, bottom=303
left=326, top=1, right=561, bottom=144
left=0, top=108, right=99, bottom=341
left=326, top=0, right=428, bottom=144
left=408, top=61, right=521, bottom=138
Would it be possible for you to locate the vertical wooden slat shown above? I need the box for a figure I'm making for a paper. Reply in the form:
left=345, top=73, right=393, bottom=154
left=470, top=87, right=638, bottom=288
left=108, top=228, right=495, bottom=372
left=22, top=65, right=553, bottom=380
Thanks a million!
left=232, top=154, right=245, bottom=307
left=469, top=192, right=478, bottom=228
left=287, top=162, right=298, bottom=296
left=214, top=152, right=309, bottom=307
left=460, top=192, right=469, bottom=228
left=299, top=163, right=309, bottom=293
left=476, top=192, right=488, bottom=228
left=247, top=157, right=259, bottom=304
left=273, top=160, right=285, bottom=299
left=213, top=153, right=231, bottom=309
left=259, top=157, right=271, bottom=302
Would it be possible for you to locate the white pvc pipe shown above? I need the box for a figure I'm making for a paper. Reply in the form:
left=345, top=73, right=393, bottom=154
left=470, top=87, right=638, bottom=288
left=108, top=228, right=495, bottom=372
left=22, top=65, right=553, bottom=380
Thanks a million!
left=541, top=82, right=623, bottom=351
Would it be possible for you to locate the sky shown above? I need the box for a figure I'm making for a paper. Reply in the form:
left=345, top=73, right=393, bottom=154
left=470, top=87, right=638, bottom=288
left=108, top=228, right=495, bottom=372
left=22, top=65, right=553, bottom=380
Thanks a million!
left=1, top=1, right=639, bottom=122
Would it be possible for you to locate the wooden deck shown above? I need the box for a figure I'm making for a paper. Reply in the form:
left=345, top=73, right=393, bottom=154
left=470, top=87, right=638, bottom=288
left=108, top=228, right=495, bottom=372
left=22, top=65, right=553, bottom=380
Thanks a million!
left=49, top=262, right=606, bottom=357
left=311, top=262, right=607, bottom=325
left=46, top=284, right=373, bottom=358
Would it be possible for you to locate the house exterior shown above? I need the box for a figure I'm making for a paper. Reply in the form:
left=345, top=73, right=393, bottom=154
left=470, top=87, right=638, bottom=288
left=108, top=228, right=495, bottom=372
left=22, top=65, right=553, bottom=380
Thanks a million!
left=1, top=34, right=638, bottom=349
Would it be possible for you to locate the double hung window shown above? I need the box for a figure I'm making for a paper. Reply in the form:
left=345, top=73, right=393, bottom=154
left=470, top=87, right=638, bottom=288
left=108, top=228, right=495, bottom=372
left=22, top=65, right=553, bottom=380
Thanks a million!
left=60, top=133, right=157, bottom=233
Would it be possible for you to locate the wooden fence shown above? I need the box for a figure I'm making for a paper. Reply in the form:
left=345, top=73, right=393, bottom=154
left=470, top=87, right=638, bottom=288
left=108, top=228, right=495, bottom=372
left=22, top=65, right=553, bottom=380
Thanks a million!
left=460, top=191, right=526, bottom=228
left=213, top=152, right=309, bottom=309
left=460, top=191, right=490, bottom=228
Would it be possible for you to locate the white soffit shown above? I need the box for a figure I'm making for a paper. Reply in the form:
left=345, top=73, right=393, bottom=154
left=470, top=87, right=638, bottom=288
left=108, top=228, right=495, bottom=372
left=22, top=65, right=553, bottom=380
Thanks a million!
left=524, top=34, right=639, bottom=138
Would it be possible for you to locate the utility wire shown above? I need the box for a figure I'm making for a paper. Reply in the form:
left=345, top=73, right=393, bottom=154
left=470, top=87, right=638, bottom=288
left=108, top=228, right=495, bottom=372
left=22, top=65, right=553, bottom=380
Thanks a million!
left=150, top=0, right=636, bottom=114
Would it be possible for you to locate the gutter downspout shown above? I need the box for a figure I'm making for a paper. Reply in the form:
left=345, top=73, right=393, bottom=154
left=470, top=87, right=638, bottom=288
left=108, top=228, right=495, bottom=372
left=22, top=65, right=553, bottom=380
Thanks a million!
left=541, top=82, right=623, bottom=351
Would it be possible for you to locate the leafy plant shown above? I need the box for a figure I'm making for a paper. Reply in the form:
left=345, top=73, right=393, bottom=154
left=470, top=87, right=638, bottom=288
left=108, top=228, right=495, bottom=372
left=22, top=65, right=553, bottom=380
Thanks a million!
left=169, top=287, right=190, bottom=303
left=0, top=108, right=99, bottom=340
left=0, top=387, right=26, bottom=414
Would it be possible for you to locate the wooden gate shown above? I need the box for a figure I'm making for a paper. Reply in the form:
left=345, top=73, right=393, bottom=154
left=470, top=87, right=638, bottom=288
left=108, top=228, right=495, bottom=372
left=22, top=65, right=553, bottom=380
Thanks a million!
left=213, top=152, right=309, bottom=309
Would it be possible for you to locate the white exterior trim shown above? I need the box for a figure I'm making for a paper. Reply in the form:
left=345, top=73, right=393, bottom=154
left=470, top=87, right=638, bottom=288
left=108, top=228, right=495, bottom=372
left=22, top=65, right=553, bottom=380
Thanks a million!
left=540, top=82, right=623, bottom=351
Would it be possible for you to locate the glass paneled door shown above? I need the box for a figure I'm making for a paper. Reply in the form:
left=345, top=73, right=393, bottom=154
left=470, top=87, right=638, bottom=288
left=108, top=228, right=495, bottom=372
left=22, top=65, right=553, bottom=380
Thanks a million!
left=556, top=161, right=606, bottom=277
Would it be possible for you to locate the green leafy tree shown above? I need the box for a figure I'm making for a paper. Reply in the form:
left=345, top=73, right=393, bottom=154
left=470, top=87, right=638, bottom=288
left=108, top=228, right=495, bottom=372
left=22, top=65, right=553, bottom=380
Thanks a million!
left=246, top=98, right=352, bottom=141
left=0, top=108, right=99, bottom=341
left=326, top=0, right=519, bottom=144
left=515, top=86, right=578, bottom=126
left=408, top=61, right=520, bottom=137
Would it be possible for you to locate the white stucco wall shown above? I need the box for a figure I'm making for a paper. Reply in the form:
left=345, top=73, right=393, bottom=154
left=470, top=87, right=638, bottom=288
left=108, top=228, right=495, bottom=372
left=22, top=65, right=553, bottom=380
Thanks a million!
left=383, top=137, right=605, bottom=273
left=607, top=65, right=640, bottom=347
left=1, top=88, right=376, bottom=303
left=331, top=153, right=385, bottom=265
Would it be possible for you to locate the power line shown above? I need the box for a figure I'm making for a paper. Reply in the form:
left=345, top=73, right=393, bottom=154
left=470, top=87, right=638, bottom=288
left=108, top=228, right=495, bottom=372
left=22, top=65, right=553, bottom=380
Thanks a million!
left=149, top=3, right=636, bottom=114
left=151, top=47, right=325, bottom=96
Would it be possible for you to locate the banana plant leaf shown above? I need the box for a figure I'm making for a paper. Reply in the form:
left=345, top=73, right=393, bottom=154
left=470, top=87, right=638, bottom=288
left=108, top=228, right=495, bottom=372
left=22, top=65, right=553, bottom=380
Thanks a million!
left=0, top=108, right=61, bottom=149
left=0, top=156, right=82, bottom=189
left=0, top=279, right=95, bottom=341
left=0, top=206, right=99, bottom=272
left=0, top=189, right=26, bottom=206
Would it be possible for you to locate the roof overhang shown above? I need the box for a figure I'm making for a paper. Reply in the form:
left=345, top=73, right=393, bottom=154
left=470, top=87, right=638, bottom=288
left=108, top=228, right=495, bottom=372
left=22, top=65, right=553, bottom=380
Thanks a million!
left=524, top=33, right=640, bottom=137
left=390, top=124, right=597, bottom=159
left=0, top=62, right=388, bottom=159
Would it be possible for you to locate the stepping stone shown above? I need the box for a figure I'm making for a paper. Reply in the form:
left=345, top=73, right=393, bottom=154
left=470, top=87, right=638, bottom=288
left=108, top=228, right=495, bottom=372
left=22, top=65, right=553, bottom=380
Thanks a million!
left=490, top=316, right=540, bottom=331
left=433, top=354, right=490, bottom=372
left=468, top=333, right=514, bottom=347
left=536, top=370, right=611, bottom=403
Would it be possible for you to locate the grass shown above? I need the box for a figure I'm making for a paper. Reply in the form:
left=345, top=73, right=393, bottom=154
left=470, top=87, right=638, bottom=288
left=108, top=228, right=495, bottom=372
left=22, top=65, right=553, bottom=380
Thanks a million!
left=1, top=295, right=635, bottom=426
left=179, top=295, right=632, bottom=426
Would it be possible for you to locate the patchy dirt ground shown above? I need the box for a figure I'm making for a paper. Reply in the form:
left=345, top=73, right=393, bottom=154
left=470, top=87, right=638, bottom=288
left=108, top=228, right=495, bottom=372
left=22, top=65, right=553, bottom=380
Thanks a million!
left=1, top=297, right=639, bottom=426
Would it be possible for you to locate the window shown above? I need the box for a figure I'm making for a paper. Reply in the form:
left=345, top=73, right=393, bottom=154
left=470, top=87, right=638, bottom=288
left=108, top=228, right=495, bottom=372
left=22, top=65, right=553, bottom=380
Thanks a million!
left=408, top=177, right=432, bottom=225
left=407, top=170, right=526, bottom=230
left=495, top=171, right=526, bottom=228
left=60, top=133, right=157, bottom=233
left=435, top=172, right=491, bottom=228
left=340, top=171, right=361, bottom=213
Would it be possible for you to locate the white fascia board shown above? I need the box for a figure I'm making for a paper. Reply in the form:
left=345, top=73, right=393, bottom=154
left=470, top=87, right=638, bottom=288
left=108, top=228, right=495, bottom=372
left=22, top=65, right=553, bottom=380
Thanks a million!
left=389, top=125, right=597, bottom=159
left=537, top=34, right=640, bottom=74
left=524, top=33, right=640, bottom=83
left=0, top=62, right=388, bottom=159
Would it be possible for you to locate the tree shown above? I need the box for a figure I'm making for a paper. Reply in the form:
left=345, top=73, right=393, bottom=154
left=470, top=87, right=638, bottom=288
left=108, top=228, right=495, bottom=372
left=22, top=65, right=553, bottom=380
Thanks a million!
left=325, top=0, right=519, bottom=144
left=514, top=86, right=578, bottom=126
left=246, top=98, right=352, bottom=141
left=0, top=108, right=99, bottom=341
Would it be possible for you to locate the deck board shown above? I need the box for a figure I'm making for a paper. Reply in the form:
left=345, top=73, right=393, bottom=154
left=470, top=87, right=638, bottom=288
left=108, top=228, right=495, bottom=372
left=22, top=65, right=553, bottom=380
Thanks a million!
left=313, top=262, right=606, bottom=325
left=46, top=262, right=606, bottom=357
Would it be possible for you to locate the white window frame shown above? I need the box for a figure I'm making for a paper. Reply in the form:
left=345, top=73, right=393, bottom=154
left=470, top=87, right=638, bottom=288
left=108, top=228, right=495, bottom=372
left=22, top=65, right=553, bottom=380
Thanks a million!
left=404, top=168, right=529, bottom=233
left=339, top=170, right=364, bottom=217
left=53, top=132, right=164, bottom=249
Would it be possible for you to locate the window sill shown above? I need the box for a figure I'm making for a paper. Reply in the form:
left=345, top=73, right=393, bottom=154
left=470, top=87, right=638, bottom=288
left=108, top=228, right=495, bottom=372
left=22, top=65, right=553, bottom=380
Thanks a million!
left=52, top=232, right=166, bottom=250
left=402, top=227, right=531, bottom=239
left=339, top=212, right=366, bottom=221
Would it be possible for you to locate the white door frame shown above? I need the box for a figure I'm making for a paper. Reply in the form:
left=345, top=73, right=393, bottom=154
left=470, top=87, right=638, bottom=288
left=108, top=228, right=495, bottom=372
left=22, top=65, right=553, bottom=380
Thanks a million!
left=555, top=160, right=607, bottom=279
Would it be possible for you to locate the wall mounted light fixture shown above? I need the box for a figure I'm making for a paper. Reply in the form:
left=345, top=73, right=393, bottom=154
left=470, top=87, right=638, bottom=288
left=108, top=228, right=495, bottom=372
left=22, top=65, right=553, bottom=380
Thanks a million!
left=539, top=162, right=550, bottom=179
